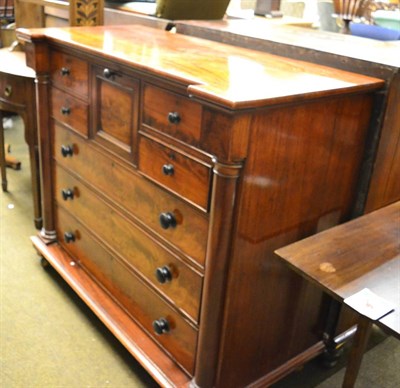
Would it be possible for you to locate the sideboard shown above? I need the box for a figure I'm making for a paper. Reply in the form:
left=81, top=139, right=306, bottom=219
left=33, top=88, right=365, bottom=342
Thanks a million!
left=18, top=25, right=383, bottom=387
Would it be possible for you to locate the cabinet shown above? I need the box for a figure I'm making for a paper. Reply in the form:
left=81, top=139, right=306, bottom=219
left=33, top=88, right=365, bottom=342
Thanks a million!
left=19, top=25, right=384, bottom=387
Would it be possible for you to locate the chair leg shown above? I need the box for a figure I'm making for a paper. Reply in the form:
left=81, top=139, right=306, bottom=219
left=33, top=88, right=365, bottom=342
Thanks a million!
left=0, top=111, right=8, bottom=192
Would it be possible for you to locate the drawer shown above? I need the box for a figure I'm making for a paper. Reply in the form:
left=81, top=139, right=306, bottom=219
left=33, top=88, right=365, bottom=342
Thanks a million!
left=139, top=136, right=211, bottom=211
left=54, top=165, right=203, bottom=322
left=142, top=84, right=202, bottom=146
left=53, top=124, right=208, bottom=266
left=56, top=206, right=197, bottom=375
left=0, top=72, right=30, bottom=106
left=50, top=51, right=89, bottom=99
left=51, top=88, right=89, bottom=136
left=91, top=65, right=139, bottom=161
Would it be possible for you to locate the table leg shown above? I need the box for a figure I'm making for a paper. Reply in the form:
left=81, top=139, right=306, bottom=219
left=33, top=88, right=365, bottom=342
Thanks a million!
left=342, top=316, right=373, bottom=388
left=0, top=111, right=7, bottom=191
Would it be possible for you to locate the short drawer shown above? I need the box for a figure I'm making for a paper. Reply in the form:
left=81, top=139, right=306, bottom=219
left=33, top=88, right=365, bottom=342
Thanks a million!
left=142, top=84, right=202, bottom=146
left=0, top=72, right=30, bottom=106
left=56, top=206, right=197, bottom=375
left=54, top=165, right=203, bottom=322
left=50, top=50, right=89, bottom=99
left=138, top=136, right=212, bottom=211
left=51, top=88, right=89, bottom=136
left=53, top=124, right=208, bottom=266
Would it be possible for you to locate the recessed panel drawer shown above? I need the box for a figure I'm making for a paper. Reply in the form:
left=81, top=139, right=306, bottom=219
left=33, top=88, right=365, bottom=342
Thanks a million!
left=50, top=51, right=89, bottom=99
left=56, top=206, right=197, bottom=375
left=54, top=165, right=203, bottom=322
left=51, top=88, right=89, bottom=136
left=142, top=84, right=202, bottom=146
left=53, top=124, right=208, bottom=266
left=138, top=136, right=212, bottom=211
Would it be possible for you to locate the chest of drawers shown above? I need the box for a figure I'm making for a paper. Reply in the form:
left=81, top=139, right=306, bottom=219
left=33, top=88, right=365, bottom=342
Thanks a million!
left=20, top=25, right=384, bottom=387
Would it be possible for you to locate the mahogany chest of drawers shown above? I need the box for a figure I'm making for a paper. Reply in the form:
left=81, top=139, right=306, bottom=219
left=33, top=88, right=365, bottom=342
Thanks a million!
left=19, top=25, right=383, bottom=387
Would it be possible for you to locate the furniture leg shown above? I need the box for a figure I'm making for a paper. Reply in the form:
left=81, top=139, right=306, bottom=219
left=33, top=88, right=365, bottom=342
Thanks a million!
left=28, top=142, right=42, bottom=229
left=0, top=111, right=7, bottom=191
left=342, top=316, right=373, bottom=388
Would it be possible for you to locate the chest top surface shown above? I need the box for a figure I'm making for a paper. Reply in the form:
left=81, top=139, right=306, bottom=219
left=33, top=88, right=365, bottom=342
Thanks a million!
left=18, top=25, right=383, bottom=109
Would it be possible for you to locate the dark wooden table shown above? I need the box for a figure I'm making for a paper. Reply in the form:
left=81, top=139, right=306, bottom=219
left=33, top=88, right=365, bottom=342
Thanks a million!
left=0, top=48, right=42, bottom=229
left=275, top=201, right=400, bottom=387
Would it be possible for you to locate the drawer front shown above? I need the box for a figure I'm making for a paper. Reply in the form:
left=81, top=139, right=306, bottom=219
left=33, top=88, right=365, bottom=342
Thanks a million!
left=50, top=51, right=89, bottom=99
left=53, top=124, right=208, bottom=266
left=51, top=88, right=89, bottom=136
left=142, top=84, right=202, bottom=146
left=139, top=136, right=211, bottom=211
left=56, top=206, right=197, bottom=375
left=92, top=65, right=140, bottom=161
left=0, top=73, right=29, bottom=106
left=54, top=165, right=203, bottom=322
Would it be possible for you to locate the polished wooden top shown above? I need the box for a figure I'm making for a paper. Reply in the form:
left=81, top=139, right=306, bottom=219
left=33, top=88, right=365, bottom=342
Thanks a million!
left=275, top=201, right=400, bottom=338
left=176, top=19, right=400, bottom=69
left=17, top=25, right=384, bottom=109
left=0, top=48, right=35, bottom=78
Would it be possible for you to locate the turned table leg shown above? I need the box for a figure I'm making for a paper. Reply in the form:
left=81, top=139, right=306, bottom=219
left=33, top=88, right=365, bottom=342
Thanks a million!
left=0, top=111, right=7, bottom=192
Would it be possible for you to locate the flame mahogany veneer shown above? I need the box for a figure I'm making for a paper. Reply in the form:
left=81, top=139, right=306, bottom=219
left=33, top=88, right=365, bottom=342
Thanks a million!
left=18, top=25, right=384, bottom=387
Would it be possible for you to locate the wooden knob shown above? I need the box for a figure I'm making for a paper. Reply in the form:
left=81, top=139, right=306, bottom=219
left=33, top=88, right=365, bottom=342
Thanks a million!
left=168, top=112, right=181, bottom=124
left=64, top=232, right=75, bottom=243
left=103, top=68, right=115, bottom=79
left=162, top=164, right=174, bottom=176
left=61, top=107, right=71, bottom=115
left=61, top=145, right=74, bottom=157
left=60, top=67, right=70, bottom=76
left=153, top=318, right=170, bottom=335
left=155, top=266, right=172, bottom=284
left=159, top=212, right=177, bottom=229
left=61, top=188, right=74, bottom=201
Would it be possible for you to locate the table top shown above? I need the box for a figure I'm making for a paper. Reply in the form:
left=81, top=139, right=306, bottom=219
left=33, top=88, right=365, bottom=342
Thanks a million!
left=0, top=48, right=35, bottom=78
left=17, top=25, right=383, bottom=110
left=275, top=201, right=400, bottom=338
left=175, top=19, right=400, bottom=69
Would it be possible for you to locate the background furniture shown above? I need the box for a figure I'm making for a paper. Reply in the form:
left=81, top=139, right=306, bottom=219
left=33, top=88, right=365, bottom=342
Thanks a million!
left=1, top=1, right=104, bottom=229
left=275, top=201, right=399, bottom=387
left=19, top=24, right=383, bottom=387
left=0, top=48, right=41, bottom=228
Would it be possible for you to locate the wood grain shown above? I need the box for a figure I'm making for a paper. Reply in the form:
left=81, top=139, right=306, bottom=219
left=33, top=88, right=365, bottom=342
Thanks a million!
left=276, top=201, right=400, bottom=339
left=17, top=25, right=384, bottom=110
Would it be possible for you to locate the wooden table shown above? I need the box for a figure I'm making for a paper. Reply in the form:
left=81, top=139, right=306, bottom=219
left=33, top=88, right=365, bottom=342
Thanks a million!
left=275, top=201, right=400, bottom=387
left=0, top=48, right=42, bottom=229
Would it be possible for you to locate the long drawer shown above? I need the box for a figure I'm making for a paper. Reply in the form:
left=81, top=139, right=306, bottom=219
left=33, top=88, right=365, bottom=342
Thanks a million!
left=54, top=165, right=203, bottom=323
left=52, top=124, right=208, bottom=266
left=56, top=205, right=197, bottom=375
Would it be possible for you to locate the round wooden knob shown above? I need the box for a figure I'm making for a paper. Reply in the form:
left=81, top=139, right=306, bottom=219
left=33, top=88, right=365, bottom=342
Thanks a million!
left=61, top=188, right=74, bottom=201
left=64, top=232, right=76, bottom=243
left=168, top=112, right=181, bottom=124
left=60, top=67, right=70, bottom=76
left=162, top=164, right=174, bottom=176
left=159, top=212, right=177, bottom=229
left=61, top=145, right=74, bottom=157
left=153, top=318, right=170, bottom=335
left=103, top=68, right=115, bottom=79
left=61, top=107, right=71, bottom=115
left=155, top=266, right=172, bottom=284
